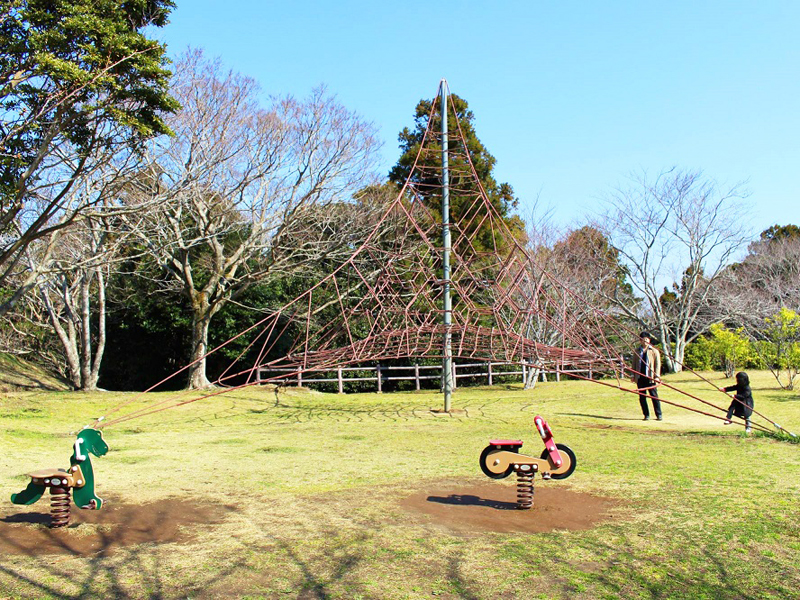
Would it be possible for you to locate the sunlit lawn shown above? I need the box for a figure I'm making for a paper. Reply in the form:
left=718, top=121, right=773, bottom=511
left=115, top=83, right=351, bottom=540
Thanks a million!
left=0, top=371, right=798, bottom=599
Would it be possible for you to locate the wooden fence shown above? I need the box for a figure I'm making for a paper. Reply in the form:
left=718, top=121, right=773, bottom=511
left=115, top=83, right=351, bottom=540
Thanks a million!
left=257, top=359, right=625, bottom=393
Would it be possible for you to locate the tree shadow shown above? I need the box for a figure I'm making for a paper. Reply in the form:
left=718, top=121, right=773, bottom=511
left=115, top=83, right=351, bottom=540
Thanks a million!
left=559, top=412, right=640, bottom=421
left=0, top=506, right=246, bottom=599
left=1, top=512, right=51, bottom=525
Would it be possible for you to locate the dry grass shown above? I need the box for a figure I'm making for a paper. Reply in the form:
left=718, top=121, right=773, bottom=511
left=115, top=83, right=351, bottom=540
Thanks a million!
left=0, top=371, right=798, bottom=598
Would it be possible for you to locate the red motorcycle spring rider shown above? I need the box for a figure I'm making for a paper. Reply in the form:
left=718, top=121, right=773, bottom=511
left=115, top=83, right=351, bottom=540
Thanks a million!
left=479, top=415, right=576, bottom=509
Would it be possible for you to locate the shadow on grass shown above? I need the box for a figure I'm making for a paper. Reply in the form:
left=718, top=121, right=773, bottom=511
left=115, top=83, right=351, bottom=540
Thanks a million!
left=767, top=394, right=800, bottom=403
left=275, top=534, right=368, bottom=599
left=0, top=514, right=246, bottom=599
left=138, top=393, right=502, bottom=430
left=559, top=412, right=641, bottom=421
left=446, top=552, right=482, bottom=600
left=680, top=428, right=799, bottom=444
left=494, top=526, right=793, bottom=599
left=1, top=512, right=51, bottom=525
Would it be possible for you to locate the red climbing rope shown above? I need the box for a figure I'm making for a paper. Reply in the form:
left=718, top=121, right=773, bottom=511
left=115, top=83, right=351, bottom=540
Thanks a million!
left=85, top=83, right=794, bottom=441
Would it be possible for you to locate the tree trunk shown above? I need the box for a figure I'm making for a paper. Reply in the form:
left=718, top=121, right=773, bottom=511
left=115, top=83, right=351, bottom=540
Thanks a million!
left=79, top=273, right=93, bottom=389
left=658, top=325, right=680, bottom=373
left=187, top=294, right=215, bottom=389
left=65, top=321, right=81, bottom=388
left=524, top=365, right=539, bottom=390
left=672, top=325, right=692, bottom=373
left=40, top=286, right=80, bottom=389
left=76, top=267, right=107, bottom=391
left=89, top=267, right=107, bottom=389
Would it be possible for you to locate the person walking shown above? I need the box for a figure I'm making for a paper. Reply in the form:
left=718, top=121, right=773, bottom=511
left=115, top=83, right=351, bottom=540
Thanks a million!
left=631, top=331, right=662, bottom=420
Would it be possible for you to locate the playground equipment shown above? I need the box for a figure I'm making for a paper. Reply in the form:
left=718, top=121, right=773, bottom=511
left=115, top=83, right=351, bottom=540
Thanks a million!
left=480, top=416, right=576, bottom=509
left=11, top=428, right=108, bottom=527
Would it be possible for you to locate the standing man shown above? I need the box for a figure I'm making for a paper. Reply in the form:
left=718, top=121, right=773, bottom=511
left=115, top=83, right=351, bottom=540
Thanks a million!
left=632, top=331, right=662, bottom=420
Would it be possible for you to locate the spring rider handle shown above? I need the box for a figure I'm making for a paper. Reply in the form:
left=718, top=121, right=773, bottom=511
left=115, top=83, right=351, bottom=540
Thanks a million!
left=534, top=415, right=562, bottom=467
left=74, top=438, right=87, bottom=461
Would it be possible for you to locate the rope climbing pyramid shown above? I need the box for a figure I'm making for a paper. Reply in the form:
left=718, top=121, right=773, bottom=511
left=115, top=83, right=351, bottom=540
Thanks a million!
left=89, top=81, right=794, bottom=439
left=215, top=82, right=622, bottom=389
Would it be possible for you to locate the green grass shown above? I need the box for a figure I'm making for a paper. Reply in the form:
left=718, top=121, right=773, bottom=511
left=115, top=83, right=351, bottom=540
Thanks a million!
left=0, top=371, right=798, bottom=598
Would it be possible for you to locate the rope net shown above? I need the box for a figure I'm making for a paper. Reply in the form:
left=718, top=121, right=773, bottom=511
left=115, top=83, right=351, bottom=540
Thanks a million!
left=91, top=84, right=794, bottom=438
left=213, top=88, right=620, bottom=386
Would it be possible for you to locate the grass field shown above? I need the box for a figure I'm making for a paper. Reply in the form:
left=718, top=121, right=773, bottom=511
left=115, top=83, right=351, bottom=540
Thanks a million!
left=1, top=371, right=798, bottom=599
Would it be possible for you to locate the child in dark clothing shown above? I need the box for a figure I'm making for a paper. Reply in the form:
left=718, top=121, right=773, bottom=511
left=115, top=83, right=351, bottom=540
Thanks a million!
left=720, top=371, right=754, bottom=433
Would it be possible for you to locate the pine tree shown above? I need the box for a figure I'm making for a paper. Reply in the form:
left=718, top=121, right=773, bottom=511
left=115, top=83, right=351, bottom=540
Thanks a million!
left=388, top=93, right=524, bottom=254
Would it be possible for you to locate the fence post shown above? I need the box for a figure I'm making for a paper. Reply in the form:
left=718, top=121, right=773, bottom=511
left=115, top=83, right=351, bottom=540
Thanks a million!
left=452, top=362, right=457, bottom=389
left=589, top=363, right=593, bottom=379
left=487, top=362, right=493, bottom=386
left=297, top=368, right=302, bottom=387
left=414, top=363, right=420, bottom=390
left=376, top=364, right=382, bottom=393
left=556, top=364, right=561, bottom=382
left=337, top=368, right=343, bottom=394
left=522, top=363, right=526, bottom=385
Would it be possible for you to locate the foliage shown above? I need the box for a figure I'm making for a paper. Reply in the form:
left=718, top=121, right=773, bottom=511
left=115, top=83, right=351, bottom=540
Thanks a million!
left=100, top=254, right=308, bottom=391
left=755, top=307, right=800, bottom=390
left=683, top=335, right=714, bottom=371
left=0, top=0, right=179, bottom=312
left=760, top=223, right=800, bottom=241
left=1, top=0, right=177, bottom=157
left=100, top=257, right=192, bottom=391
left=388, top=92, right=525, bottom=254
left=711, top=323, right=755, bottom=376
left=684, top=323, right=759, bottom=375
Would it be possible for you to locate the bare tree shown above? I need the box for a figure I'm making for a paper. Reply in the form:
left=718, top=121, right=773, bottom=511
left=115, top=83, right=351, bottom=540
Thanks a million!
left=129, top=51, right=381, bottom=389
left=34, top=218, right=110, bottom=390
left=598, top=168, right=750, bottom=372
left=520, top=206, right=632, bottom=386
left=10, top=150, right=152, bottom=390
left=711, top=230, right=800, bottom=330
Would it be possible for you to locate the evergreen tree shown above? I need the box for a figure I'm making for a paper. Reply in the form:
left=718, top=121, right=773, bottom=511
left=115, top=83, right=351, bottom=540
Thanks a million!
left=388, top=93, right=524, bottom=253
left=0, top=0, right=179, bottom=314
left=760, top=224, right=800, bottom=241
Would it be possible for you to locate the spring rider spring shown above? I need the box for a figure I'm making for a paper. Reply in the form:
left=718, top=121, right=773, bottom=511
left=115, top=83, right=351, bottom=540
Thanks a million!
left=479, top=415, right=576, bottom=509
left=10, top=428, right=108, bottom=527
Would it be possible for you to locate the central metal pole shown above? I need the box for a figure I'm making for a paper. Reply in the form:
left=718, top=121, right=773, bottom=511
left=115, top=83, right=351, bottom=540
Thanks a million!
left=441, top=79, right=453, bottom=412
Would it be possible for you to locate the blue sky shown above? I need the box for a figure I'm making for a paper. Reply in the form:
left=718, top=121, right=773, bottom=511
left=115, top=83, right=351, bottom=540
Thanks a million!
left=157, top=1, right=799, bottom=240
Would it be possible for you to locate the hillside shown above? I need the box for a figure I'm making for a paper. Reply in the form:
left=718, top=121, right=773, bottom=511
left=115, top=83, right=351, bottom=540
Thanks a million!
left=0, top=352, right=71, bottom=392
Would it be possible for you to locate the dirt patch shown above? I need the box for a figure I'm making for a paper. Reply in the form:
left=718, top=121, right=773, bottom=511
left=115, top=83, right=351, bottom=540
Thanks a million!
left=400, top=481, right=620, bottom=534
left=0, top=497, right=236, bottom=556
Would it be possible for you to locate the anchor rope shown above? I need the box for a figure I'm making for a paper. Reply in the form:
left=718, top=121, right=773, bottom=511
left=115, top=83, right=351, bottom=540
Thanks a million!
left=78, top=83, right=793, bottom=441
